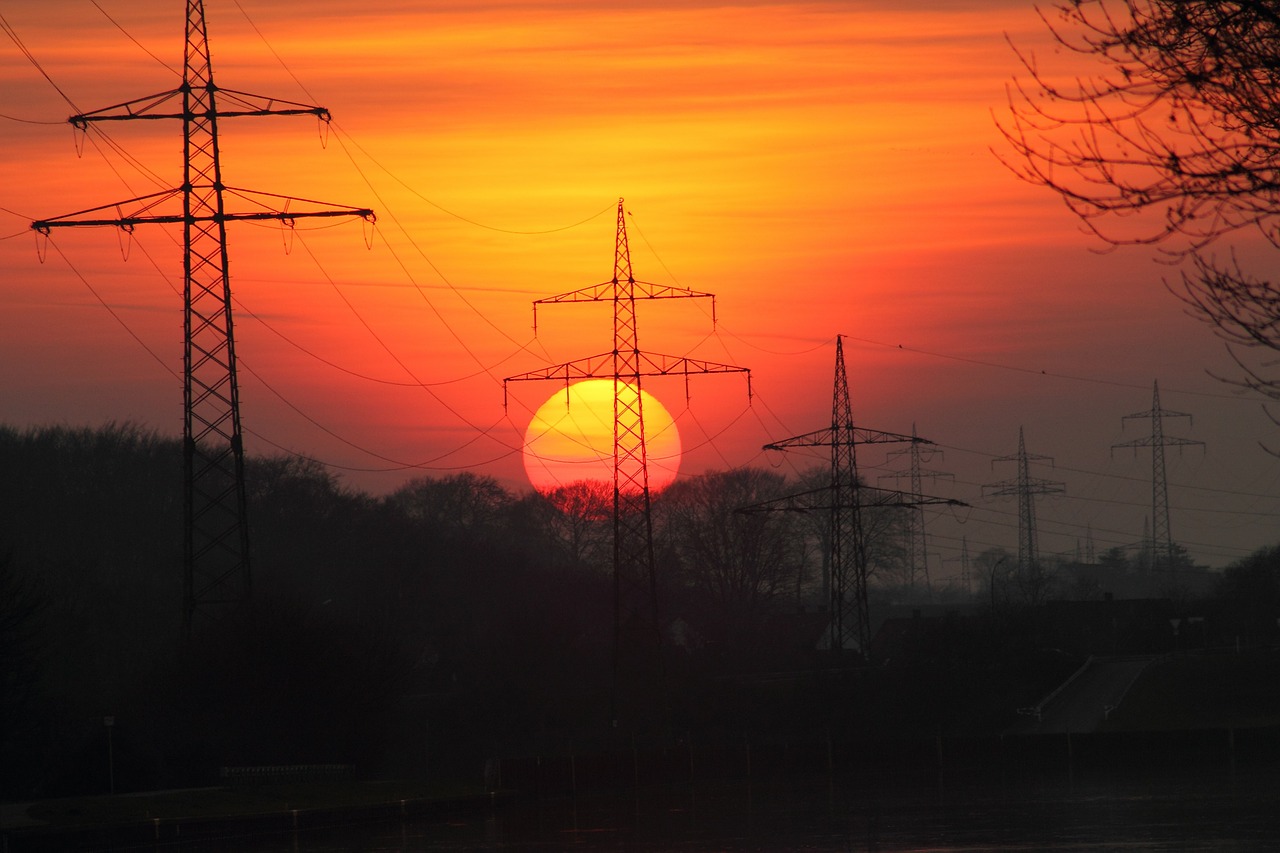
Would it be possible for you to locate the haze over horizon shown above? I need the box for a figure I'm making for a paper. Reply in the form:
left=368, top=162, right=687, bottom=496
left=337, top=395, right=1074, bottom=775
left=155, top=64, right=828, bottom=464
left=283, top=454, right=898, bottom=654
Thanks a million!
left=2, top=0, right=1277, bottom=575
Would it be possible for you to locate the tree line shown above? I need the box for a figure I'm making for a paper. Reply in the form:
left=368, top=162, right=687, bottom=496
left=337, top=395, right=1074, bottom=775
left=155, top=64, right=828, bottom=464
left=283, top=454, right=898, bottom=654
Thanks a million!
left=0, top=423, right=896, bottom=796
left=2, top=422, right=1276, bottom=799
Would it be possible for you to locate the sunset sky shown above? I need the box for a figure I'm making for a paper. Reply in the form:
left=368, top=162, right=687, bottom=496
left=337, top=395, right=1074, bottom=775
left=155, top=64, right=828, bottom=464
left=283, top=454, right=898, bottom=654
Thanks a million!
left=2, top=0, right=1277, bottom=577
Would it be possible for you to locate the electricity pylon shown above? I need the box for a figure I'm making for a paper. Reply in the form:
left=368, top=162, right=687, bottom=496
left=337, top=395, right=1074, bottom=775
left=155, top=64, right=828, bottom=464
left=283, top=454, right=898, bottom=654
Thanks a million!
left=1113, top=380, right=1203, bottom=572
left=879, top=424, right=952, bottom=596
left=741, top=337, right=958, bottom=654
left=943, top=536, right=973, bottom=595
left=504, top=198, right=750, bottom=727
left=31, top=0, right=373, bottom=637
left=983, top=427, right=1065, bottom=573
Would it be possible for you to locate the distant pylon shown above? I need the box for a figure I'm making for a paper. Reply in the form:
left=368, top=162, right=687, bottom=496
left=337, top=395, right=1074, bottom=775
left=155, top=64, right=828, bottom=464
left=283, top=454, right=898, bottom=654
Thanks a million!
left=983, top=428, right=1065, bottom=572
left=880, top=423, right=953, bottom=596
left=1140, top=516, right=1153, bottom=570
left=32, top=0, right=373, bottom=637
left=739, top=337, right=959, bottom=654
left=1113, top=380, right=1203, bottom=572
left=944, top=535, right=973, bottom=595
left=505, top=199, right=750, bottom=728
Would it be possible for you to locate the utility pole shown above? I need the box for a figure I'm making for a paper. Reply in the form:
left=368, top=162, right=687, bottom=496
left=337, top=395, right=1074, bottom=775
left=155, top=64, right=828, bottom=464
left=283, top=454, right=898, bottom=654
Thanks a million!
left=741, top=337, right=958, bottom=655
left=983, top=428, right=1065, bottom=574
left=32, top=0, right=373, bottom=638
left=879, top=424, right=952, bottom=596
left=505, top=199, right=750, bottom=730
left=1113, top=380, right=1203, bottom=573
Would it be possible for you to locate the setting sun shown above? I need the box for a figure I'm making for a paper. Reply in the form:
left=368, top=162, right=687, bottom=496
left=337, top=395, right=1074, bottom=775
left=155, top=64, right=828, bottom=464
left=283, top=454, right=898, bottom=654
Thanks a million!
left=522, top=379, right=681, bottom=496
left=1, top=0, right=1275, bottom=574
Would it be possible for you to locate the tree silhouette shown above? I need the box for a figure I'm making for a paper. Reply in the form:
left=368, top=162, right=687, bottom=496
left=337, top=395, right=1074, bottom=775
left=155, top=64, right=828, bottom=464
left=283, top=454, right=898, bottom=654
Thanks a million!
left=386, top=472, right=514, bottom=540
left=536, top=480, right=613, bottom=570
left=1001, top=0, right=1280, bottom=408
left=656, top=468, right=813, bottom=653
left=1214, top=544, right=1280, bottom=644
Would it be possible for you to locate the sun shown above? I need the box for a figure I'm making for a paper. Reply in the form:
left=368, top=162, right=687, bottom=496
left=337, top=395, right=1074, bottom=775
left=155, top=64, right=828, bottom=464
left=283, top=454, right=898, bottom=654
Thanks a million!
left=522, top=379, right=682, bottom=496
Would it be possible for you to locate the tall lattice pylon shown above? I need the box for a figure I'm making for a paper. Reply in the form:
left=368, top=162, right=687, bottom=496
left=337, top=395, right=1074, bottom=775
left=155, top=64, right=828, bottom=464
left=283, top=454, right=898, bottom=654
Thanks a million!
left=742, top=337, right=957, bottom=654
left=983, top=427, right=1065, bottom=573
left=1113, top=380, right=1203, bottom=572
left=505, top=199, right=750, bottom=727
left=32, top=0, right=373, bottom=637
left=879, top=423, right=952, bottom=596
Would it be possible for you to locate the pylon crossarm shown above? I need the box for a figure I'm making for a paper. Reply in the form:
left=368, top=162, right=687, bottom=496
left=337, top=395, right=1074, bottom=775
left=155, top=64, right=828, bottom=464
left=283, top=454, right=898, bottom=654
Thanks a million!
left=70, top=90, right=184, bottom=125
left=983, top=481, right=1018, bottom=499
left=864, top=492, right=966, bottom=509
left=632, top=280, right=715, bottom=301
left=199, top=88, right=331, bottom=120
left=33, top=189, right=373, bottom=233
left=740, top=483, right=963, bottom=514
left=220, top=187, right=375, bottom=221
left=505, top=350, right=750, bottom=386
left=534, top=281, right=617, bottom=304
left=765, top=424, right=926, bottom=452
left=1124, top=407, right=1192, bottom=423
left=849, top=427, right=926, bottom=446
left=32, top=190, right=182, bottom=232
left=70, top=88, right=331, bottom=124
left=534, top=279, right=713, bottom=306
left=764, top=427, right=836, bottom=451
left=222, top=208, right=374, bottom=224
left=633, top=351, right=749, bottom=378
left=881, top=468, right=953, bottom=485
left=736, top=485, right=831, bottom=514
left=1115, top=435, right=1204, bottom=453
left=984, top=478, right=1065, bottom=498
left=992, top=451, right=1055, bottom=466
left=504, top=352, right=617, bottom=384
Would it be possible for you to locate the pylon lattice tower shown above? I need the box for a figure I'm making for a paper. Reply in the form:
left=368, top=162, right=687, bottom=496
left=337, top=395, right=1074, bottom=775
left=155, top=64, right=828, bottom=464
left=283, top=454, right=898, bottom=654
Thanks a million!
left=742, top=337, right=957, bottom=653
left=1113, top=380, right=1203, bottom=572
left=943, top=535, right=974, bottom=595
left=880, top=423, right=952, bottom=596
left=505, top=199, right=750, bottom=725
left=32, top=0, right=373, bottom=636
left=983, top=427, right=1065, bottom=572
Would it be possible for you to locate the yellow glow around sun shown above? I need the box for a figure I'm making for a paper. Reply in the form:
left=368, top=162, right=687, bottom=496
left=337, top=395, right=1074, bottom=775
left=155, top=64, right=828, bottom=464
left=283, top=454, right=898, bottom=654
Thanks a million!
left=522, top=379, right=682, bottom=495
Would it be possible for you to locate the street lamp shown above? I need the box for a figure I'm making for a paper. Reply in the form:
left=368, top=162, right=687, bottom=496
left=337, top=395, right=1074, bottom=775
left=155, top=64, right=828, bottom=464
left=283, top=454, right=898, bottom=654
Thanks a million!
left=104, top=716, right=115, bottom=794
left=989, top=556, right=1007, bottom=613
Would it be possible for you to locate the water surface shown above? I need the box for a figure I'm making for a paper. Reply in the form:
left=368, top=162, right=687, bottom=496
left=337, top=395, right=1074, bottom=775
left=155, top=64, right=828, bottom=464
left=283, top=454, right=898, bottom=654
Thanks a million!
left=208, top=771, right=1280, bottom=851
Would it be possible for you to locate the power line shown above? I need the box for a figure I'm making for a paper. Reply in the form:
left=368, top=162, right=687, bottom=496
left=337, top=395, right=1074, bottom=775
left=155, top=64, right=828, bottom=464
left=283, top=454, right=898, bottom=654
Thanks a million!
left=840, top=333, right=1261, bottom=403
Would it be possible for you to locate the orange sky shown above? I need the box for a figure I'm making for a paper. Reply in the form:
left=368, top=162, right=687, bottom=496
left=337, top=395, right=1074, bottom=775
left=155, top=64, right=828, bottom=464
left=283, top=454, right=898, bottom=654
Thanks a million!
left=2, top=0, right=1277, bottom=573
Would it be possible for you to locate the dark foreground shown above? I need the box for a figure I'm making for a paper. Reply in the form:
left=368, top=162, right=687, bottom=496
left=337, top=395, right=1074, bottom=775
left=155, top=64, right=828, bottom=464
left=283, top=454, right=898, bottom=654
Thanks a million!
left=6, top=737, right=1280, bottom=853
left=413, top=772, right=1280, bottom=852
left=7, top=771, right=1280, bottom=852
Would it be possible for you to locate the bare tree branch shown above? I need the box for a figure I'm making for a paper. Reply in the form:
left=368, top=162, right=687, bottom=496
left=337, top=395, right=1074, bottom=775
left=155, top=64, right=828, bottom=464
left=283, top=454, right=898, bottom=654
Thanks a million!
left=1001, top=0, right=1280, bottom=412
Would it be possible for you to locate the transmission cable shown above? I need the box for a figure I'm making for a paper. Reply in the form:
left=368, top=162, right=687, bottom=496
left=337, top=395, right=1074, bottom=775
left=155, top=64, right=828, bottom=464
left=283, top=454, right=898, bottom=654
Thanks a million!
left=0, top=13, right=83, bottom=113
left=90, top=0, right=180, bottom=77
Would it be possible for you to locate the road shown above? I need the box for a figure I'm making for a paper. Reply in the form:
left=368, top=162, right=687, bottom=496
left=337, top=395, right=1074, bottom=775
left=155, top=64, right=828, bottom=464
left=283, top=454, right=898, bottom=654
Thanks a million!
left=1009, top=655, right=1157, bottom=734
